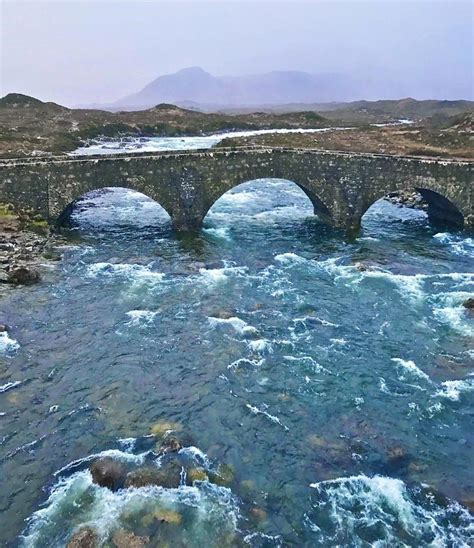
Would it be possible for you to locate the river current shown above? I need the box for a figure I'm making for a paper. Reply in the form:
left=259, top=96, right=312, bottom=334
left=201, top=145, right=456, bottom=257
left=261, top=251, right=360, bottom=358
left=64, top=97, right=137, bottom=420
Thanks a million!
left=1, top=166, right=473, bottom=545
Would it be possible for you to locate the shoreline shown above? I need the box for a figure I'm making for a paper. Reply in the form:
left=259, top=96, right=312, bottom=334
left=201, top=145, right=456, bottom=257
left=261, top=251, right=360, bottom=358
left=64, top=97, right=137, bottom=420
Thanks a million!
left=0, top=204, right=64, bottom=292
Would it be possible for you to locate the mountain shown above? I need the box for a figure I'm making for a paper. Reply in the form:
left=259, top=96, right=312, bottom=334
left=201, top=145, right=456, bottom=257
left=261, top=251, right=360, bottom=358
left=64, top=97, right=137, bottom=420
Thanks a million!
left=114, top=67, right=364, bottom=109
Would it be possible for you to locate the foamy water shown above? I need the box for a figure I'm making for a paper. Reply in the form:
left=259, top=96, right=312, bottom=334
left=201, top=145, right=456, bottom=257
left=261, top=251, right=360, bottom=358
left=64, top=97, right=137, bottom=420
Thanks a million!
left=70, top=127, right=352, bottom=156
left=0, top=179, right=472, bottom=545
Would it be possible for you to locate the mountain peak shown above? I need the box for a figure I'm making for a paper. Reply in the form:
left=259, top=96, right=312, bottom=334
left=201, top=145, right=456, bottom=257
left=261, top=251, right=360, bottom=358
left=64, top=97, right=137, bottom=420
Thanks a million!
left=115, top=68, right=362, bottom=109
left=176, top=66, right=210, bottom=76
left=0, top=93, right=45, bottom=107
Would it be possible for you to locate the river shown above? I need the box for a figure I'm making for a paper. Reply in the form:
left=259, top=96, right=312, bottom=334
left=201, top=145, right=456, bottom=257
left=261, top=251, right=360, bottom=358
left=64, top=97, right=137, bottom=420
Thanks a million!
left=0, top=149, right=473, bottom=545
left=70, top=128, right=351, bottom=156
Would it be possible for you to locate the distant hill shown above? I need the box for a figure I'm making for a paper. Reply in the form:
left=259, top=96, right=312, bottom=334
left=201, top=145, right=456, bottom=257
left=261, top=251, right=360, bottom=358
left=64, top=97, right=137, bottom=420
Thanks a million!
left=327, top=98, right=474, bottom=119
left=1, top=92, right=472, bottom=158
left=0, top=93, right=329, bottom=157
left=189, top=99, right=474, bottom=122
left=112, top=67, right=474, bottom=111
left=114, top=67, right=364, bottom=109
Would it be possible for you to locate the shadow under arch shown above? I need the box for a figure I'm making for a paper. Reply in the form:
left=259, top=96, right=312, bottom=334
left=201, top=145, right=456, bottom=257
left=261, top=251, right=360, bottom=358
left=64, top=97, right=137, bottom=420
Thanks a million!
left=202, top=178, right=333, bottom=226
left=56, top=187, right=172, bottom=228
left=361, top=187, right=465, bottom=230
left=414, top=187, right=464, bottom=228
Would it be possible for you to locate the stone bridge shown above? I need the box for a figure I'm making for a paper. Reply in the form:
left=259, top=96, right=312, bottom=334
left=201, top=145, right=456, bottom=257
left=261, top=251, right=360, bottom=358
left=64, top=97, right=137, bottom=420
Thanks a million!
left=0, top=147, right=472, bottom=233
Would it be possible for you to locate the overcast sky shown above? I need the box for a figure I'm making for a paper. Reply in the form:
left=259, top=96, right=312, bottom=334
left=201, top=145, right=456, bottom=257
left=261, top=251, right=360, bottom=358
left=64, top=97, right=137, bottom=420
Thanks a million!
left=1, top=0, right=472, bottom=106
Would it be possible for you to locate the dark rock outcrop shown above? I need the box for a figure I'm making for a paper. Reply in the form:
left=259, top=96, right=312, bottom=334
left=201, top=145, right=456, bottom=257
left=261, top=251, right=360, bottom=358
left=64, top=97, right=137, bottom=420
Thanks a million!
left=155, top=435, right=182, bottom=455
left=7, top=266, right=40, bottom=285
left=124, top=462, right=181, bottom=489
left=89, top=457, right=126, bottom=491
left=462, top=297, right=474, bottom=311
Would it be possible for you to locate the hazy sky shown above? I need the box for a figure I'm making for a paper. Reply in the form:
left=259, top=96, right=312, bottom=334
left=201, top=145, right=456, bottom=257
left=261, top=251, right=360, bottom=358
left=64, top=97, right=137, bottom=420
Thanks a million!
left=1, top=0, right=472, bottom=106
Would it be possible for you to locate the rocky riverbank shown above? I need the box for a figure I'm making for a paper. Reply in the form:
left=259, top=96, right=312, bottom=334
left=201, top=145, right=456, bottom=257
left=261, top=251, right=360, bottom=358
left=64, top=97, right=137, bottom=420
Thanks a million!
left=0, top=204, right=62, bottom=290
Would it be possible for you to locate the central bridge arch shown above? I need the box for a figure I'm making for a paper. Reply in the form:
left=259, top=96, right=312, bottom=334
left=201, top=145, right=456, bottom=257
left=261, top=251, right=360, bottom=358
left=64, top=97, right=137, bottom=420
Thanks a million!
left=201, top=176, right=333, bottom=227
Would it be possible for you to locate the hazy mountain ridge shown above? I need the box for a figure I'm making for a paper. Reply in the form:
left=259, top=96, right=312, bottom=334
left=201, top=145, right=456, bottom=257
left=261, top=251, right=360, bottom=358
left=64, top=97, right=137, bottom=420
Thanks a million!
left=116, top=67, right=370, bottom=109
left=113, top=67, right=474, bottom=111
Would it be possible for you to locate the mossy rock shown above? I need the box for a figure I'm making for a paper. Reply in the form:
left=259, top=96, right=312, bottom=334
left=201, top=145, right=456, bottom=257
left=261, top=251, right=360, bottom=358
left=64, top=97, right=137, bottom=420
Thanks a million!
left=27, top=219, right=49, bottom=235
left=124, top=463, right=181, bottom=489
left=186, top=467, right=208, bottom=484
left=150, top=420, right=182, bottom=438
left=208, top=463, right=234, bottom=487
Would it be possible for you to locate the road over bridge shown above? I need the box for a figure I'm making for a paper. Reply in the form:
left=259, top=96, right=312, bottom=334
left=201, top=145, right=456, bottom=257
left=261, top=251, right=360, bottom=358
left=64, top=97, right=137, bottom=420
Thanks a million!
left=0, top=147, right=472, bottom=233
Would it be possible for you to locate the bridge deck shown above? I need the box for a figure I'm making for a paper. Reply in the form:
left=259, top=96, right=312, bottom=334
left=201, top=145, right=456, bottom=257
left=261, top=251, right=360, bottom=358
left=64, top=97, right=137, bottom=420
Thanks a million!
left=0, top=146, right=472, bottom=167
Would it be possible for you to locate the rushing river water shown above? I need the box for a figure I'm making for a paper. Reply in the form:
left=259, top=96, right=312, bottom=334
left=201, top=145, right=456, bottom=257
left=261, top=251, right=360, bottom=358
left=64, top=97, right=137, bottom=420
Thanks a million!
left=1, top=176, right=473, bottom=546
left=70, top=128, right=347, bottom=156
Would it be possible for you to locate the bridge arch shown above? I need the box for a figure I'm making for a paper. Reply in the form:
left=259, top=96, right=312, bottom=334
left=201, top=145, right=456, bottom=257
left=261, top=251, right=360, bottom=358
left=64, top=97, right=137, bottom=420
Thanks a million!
left=201, top=177, right=334, bottom=227
left=56, top=187, right=172, bottom=228
left=360, top=186, right=465, bottom=230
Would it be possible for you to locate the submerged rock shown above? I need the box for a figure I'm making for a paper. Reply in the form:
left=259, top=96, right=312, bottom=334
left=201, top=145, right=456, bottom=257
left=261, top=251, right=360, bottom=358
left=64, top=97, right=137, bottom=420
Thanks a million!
left=141, top=508, right=182, bottom=526
left=112, top=529, right=149, bottom=548
left=250, top=506, right=268, bottom=523
left=89, top=457, right=126, bottom=491
left=7, top=266, right=40, bottom=285
left=385, top=446, right=412, bottom=472
left=124, top=462, right=181, bottom=489
left=66, top=526, right=98, bottom=548
left=208, top=463, right=235, bottom=487
left=209, top=309, right=236, bottom=320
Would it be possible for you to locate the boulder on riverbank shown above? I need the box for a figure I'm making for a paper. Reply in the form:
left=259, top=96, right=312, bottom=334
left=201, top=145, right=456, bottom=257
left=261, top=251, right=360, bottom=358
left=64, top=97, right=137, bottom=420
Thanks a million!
left=89, top=457, right=126, bottom=490
left=0, top=204, right=64, bottom=288
left=6, top=266, right=40, bottom=285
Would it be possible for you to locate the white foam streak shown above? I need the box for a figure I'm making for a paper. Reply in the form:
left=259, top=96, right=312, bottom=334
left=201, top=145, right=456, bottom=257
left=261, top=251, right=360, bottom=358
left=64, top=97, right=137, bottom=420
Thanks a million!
left=86, top=262, right=165, bottom=286
left=207, top=316, right=257, bottom=336
left=435, top=378, right=474, bottom=401
left=125, top=309, right=158, bottom=326
left=0, top=380, right=24, bottom=393
left=246, top=403, right=289, bottom=431
left=391, top=358, right=431, bottom=381
left=0, top=331, right=20, bottom=353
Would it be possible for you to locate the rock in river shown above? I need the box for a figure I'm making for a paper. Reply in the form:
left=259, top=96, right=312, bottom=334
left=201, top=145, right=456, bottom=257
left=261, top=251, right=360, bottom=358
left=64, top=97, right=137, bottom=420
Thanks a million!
left=7, top=266, right=40, bottom=285
left=66, top=526, right=98, bottom=548
left=124, top=462, right=181, bottom=489
left=462, top=297, right=474, bottom=311
left=89, top=457, right=126, bottom=491
left=112, top=529, right=149, bottom=548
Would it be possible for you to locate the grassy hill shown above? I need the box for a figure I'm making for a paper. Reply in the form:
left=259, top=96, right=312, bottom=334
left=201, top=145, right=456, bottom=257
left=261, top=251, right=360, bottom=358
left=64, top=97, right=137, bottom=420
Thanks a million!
left=214, top=98, right=474, bottom=122
left=0, top=94, right=472, bottom=158
left=0, top=94, right=328, bottom=158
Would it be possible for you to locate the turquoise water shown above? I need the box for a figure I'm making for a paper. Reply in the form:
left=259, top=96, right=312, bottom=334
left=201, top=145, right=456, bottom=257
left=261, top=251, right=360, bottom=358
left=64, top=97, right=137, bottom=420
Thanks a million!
left=0, top=180, right=473, bottom=546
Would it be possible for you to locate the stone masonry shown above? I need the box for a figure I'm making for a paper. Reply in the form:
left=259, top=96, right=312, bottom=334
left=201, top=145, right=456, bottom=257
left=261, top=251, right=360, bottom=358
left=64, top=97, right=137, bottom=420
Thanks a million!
left=0, top=147, right=472, bottom=233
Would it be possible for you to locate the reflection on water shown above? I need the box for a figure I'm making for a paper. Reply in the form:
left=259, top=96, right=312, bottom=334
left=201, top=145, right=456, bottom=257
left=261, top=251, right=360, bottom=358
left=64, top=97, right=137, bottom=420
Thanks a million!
left=1, top=180, right=473, bottom=546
